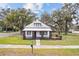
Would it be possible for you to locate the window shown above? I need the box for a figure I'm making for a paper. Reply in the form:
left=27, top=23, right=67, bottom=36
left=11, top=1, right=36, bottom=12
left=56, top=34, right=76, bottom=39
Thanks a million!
left=40, top=31, right=43, bottom=35
left=34, top=23, right=41, bottom=27
left=44, top=31, right=47, bottom=35
left=27, top=31, right=31, bottom=35
left=40, top=31, right=47, bottom=35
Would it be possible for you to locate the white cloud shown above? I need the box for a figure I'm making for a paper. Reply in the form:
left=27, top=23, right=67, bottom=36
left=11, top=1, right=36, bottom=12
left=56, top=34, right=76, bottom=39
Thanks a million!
left=23, top=3, right=33, bottom=10
left=23, top=3, right=44, bottom=14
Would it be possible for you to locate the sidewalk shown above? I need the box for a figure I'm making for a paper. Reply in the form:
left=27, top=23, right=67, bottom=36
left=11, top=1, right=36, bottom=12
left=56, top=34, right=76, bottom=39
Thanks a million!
left=0, top=44, right=79, bottom=48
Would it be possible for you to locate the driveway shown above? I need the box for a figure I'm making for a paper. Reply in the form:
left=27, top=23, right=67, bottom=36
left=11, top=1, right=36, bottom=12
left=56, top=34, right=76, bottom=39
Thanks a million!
left=0, top=32, right=20, bottom=37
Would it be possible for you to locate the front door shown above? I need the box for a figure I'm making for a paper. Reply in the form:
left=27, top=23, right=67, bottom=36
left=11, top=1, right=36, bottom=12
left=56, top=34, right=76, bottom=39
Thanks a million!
left=32, top=31, right=36, bottom=39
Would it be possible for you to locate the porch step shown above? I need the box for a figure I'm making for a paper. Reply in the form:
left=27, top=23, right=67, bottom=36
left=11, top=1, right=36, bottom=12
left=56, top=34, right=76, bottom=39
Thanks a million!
left=36, top=39, right=40, bottom=46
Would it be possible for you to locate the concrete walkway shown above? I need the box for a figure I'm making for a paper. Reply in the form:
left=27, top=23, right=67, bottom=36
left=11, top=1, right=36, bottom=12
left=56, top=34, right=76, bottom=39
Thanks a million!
left=0, top=44, right=79, bottom=48
left=36, top=39, right=40, bottom=46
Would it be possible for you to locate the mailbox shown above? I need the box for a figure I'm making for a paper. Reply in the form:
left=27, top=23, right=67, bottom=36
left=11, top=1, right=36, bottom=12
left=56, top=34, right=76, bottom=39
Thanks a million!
left=31, top=44, right=33, bottom=48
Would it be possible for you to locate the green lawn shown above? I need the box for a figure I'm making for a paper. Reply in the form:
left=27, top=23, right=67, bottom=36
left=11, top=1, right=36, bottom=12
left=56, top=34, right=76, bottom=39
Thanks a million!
left=0, top=33, right=79, bottom=45
left=0, top=48, right=79, bottom=56
left=41, top=33, right=79, bottom=45
left=0, top=36, right=35, bottom=45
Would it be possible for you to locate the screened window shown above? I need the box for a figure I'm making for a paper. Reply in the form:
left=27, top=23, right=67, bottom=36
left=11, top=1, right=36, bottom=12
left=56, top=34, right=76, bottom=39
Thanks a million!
left=27, top=31, right=31, bottom=35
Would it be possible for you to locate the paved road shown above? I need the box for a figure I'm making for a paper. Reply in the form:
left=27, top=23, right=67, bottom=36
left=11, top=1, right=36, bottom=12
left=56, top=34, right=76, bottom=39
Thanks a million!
left=0, top=32, right=20, bottom=37
left=0, top=44, right=79, bottom=48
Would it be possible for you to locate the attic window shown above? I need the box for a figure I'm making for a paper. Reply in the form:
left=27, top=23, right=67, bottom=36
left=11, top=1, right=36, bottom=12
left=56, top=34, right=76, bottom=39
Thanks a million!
left=34, top=23, right=41, bottom=27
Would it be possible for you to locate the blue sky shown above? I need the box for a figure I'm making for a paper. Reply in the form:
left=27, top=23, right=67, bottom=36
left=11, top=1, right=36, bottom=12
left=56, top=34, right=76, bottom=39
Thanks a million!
left=42, top=3, right=63, bottom=15
left=0, top=3, right=63, bottom=16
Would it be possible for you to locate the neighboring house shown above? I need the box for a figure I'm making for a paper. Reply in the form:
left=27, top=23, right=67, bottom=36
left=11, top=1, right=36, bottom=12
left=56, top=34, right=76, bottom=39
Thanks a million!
left=70, top=24, right=79, bottom=33
left=23, top=20, right=52, bottom=39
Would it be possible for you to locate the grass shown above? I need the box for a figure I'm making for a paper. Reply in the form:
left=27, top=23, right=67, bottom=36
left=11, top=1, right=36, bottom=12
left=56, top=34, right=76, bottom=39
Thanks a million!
left=0, top=48, right=79, bottom=56
left=41, top=33, right=79, bottom=45
left=0, top=36, right=35, bottom=45
left=0, top=33, right=79, bottom=45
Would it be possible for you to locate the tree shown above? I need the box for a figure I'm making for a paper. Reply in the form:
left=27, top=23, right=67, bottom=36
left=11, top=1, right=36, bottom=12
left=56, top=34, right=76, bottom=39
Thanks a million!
left=50, top=10, right=64, bottom=35
left=4, top=8, right=35, bottom=33
left=16, top=8, right=36, bottom=33
left=0, top=8, right=36, bottom=33
left=71, top=3, right=79, bottom=24
left=61, top=3, right=79, bottom=35
left=0, top=8, right=11, bottom=31
left=40, top=3, right=79, bottom=35
left=40, top=12, right=51, bottom=25
left=0, top=20, right=4, bottom=31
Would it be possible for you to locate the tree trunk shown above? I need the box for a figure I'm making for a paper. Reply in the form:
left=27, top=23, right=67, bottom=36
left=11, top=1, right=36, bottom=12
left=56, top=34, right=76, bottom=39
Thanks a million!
left=57, top=25, right=61, bottom=35
left=64, top=20, right=68, bottom=35
left=5, top=25, right=7, bottom=32
left=58, top=31, right=61, bottom=35
left=20, top=28, right=23, bottom=35
left=20, top=18, right=24, bottom=35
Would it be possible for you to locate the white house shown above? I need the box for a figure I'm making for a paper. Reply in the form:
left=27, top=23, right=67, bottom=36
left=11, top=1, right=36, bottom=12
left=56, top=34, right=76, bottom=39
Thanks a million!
left=70, top=24, right=79, bottom=33
left=22, top=20, right=52, bottom=39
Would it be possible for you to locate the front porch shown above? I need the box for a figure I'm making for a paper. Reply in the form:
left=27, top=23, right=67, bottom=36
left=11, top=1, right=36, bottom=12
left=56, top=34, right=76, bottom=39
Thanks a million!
left=23, top=31, right=52, bottom=39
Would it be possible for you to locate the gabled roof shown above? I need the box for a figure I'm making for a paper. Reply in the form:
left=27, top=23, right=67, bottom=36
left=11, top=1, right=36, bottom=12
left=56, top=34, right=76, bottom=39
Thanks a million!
left=23, top=20, right=52, bottom=31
